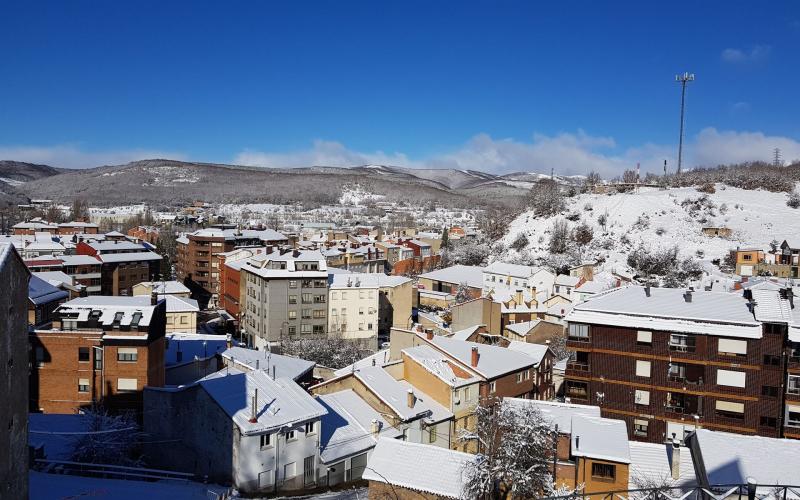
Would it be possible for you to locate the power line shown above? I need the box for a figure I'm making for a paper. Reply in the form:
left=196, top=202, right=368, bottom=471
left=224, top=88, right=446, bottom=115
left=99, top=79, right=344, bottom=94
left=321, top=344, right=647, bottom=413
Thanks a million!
left=675, top=72, right=695, bottom=175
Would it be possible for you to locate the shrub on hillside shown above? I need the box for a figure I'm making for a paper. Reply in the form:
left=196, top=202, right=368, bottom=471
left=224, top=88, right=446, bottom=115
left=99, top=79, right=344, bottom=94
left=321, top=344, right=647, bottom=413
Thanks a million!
left=788, top=191, right=800, bottom=209
left=528, top=179, right=565, bottom=217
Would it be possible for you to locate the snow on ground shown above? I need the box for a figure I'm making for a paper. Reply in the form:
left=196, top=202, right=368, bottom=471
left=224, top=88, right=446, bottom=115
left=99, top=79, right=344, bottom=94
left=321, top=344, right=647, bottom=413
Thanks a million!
left=338, top=185, right=385, bottom=206
left=504, top=184, right=800, bottom=272
left=30, top=471, right=228, bottom=500
left=0, top=176, right=25, bottom=186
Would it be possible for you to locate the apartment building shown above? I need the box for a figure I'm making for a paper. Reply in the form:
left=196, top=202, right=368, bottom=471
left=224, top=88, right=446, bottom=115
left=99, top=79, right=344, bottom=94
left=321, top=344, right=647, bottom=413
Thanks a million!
left=76, top=240, right=162, bottom=296
left=30, top=295, right=167, bottom=414
left=28, top=275, right=70, bottom=328
left=175, top=227, right=287, bottom=303
left=564, top=286, right=785, bottom=443
left=0, top=244, right=31, bottom=499
left=60, top=255, right=103, bottom=294
left=328, top=274, right=379, bottom=348
left=217, top=247, right=271, bottom=318
left=12, top=219, right=99, bottom=236
left=240, top=250, right=328, bottom=350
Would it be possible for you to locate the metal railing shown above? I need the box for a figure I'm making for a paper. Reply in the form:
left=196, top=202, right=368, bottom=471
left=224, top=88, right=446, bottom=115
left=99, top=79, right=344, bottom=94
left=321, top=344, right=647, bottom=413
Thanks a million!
left=542, top=483, right=800, bottom=500
left=34, top=458, right=195, bottom=482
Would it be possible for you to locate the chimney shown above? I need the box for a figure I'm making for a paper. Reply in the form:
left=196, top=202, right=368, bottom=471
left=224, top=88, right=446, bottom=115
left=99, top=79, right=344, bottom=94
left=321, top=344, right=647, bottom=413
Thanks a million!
left=406, top=388, right=415, bottom=408
left=644, top=285, right=651, bottom=297
left=292, top=249, right=300, bottom=258
left=471, top=346, right=479, bottom=367
left=226, top=333, right=233, bottom=349
left=532, top=286, right=537, bottom=296
left=683, top=290, right=692, bottom=303
left=371, top=418, right=380, bottom=437
left=670, top=437, right=681, bottom=480
left=416, top=324, right=424, bottom=333
left=249, top=388, right=258, bottom=423
left=272, top=365, right=276, bottom=380
left=255, top=359, right=260, bottom=370
left=575, top=435, right=580, bottom=450
left=425, top=329, right=434, bottom=341
left=515, top=289, right=524, bottom=305
left=150, top=291, right=158, bottom=306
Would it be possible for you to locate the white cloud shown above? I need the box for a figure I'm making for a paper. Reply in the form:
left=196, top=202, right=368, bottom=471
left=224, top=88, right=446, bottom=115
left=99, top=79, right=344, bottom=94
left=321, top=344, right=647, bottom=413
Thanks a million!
left=234, top=140, right=414, bottom=169
left=0, top=144, right=187, bottom=169
left=690, top=127, right=800, bottom=166
left=730, top=101, right=751, bottom=114
left=721, top=45, right=771, bottom=63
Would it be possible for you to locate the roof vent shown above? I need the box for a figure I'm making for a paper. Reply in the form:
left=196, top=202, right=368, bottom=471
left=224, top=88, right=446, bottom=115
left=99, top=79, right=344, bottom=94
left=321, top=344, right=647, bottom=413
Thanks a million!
left=644, top=285, right=651, bottom=297
left=683, top=290, right=692, bottom=303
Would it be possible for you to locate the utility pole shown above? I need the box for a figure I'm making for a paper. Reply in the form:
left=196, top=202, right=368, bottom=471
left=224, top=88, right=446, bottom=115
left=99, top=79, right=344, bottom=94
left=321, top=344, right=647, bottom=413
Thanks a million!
left=675, top=72, right=695, bottom=175
left=773, top=147, right=782, bottom=167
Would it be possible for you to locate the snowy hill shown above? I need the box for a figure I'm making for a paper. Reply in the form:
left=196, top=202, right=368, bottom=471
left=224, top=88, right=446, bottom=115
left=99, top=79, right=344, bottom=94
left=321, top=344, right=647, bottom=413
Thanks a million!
left=503, top=184, right=800, bottom=273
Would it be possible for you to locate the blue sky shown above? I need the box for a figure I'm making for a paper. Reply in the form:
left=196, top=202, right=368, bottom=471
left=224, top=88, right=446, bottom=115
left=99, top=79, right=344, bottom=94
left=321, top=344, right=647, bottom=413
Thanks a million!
left=1, top=1, right=799, bottom=174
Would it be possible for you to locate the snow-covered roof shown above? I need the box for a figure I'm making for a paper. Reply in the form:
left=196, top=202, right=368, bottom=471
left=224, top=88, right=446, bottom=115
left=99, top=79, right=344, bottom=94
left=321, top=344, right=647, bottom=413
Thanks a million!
left=329, top=272, right=410, bottom=289
left=570, top=415, right=631, bottom=464
left=333, top=349, right=392, bottom=377
left=505, top=320, right=543, bottom=336
left=164, top=332, right=229, bottom=366
left=190, top=227, right=287, bottom=242
left=59, top=254, right=101, bottom=266
left=484, top=261, right=544, bottom=278
left=505, top=399, right=601, bottom=433
left=136, top=281, right=190, bottom=295
left=28, top=275, right=69, bottom=306
left=690, top=429, right=800, bottom=487
left=555, top=274, right=581, bottom=287
left=86, top=240, right=146, bottom=252
left=198, top=367, right=326, bottom=435
left=242, top=250, right=328, bottom=278
left=751, top=289, right=798, bottom=326
left=55, top=295, right=159, bottom=328
left=32, top=271, right=74, bottom=288
left=403, top=345, right=481, bottom=388
left=317, top=389, right=401, bottom=463
left=353, top=365, right=452, bottom=423
left=97, top=251, right=162, bottom=263
left=450, top=325, right=484, bottom=341
left=428, top=335, right=536, bottom=380
left=220, top=346, right=315, bottom=381
left=164, top=295, right=199, bottom=313
left=362, top=438, right=475, bottom=499
left=419, top=265, right=485, bottom=289
left=506, top=341, right=550, bottom=366
left=567, top=286, right=762, bottom=339
left=628, top=441, right=697, bottom=490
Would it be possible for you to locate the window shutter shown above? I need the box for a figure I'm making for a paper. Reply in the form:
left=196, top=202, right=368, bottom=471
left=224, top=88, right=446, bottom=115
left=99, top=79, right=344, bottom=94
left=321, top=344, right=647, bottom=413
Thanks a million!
left=718, top=339, right=747, bottom=355
left=637, top=331, right=652, bottom=343
left=716, top=369, right=746, bottom=388
left=635, top=360, right=651, bottom=378
left=715, top=400, right=744, bottom=413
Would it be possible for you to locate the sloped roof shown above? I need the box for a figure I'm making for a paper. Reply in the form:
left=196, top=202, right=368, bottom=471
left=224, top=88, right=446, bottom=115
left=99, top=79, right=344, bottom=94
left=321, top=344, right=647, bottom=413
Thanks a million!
left=198, top=367, right=326, bottom=435
left=163, top=295, right=199, bottom=313
left=55, top=296, right=158, bottom=328
left=362, top=438, right=475, bottom=499
left=428, top=335, right=535, bottom=379
left=333, top=349, right=391, bottom=377
left=450, top=325, right=484, bottom=341
left=484, top=261, right=543, bottom=278
left=29, top=275, right=69, bottom=306
left=403, top=345, right=480, bottom=388
left=506, top=341, right=550, bottom=366
left=136, top=281, right=190, bottom=295
left=317, top=389, right=400, bottom=463
left=628, top=441, right=697, bottom=490
left=353, top=365, right=452, bottom=423
left=505, top=320, right=542, bottom=336
left=220, top=346, right=315, bottom=381
left=419, top=265, right=485, bottom=289
left=570, top=415, right=631, bottom=464
left=504, top=399, right=601, bottom=433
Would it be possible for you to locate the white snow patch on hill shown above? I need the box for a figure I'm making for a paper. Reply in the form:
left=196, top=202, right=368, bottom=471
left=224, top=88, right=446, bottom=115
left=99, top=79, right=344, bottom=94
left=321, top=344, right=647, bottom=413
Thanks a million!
left=339, top=185, right=385, bottom=206
left=505, top=184, right=800, bottom=271
left=0, top=177, right=25, bottom=186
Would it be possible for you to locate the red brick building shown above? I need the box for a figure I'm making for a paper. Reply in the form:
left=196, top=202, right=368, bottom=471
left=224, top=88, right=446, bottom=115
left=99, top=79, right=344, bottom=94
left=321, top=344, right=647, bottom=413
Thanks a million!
left=30, top=296, right=166, bottom=414
left=564, top=286, right=790, bottom=443
left=76, top=240, right=162, bottom=296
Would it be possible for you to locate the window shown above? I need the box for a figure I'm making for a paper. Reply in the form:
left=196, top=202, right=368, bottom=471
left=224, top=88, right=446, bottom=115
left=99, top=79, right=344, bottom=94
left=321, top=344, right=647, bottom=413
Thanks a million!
left=288, top=311, right=297, bottom=320
left=429, top=424, right=437, bottom=443
left=78, top=378, right=90, bottom=393
left=301, top=309, right=312, bottom=319
left=289, top=295, right=297, bottom=304
left=568, top=323, right=589, bottom=340
left=633, top=419, right=649, bottom=437
left=489, top=381, right=496, bottom=393
left=718, top=338, right=747, bottom=356
left=305, top=422, right=316, bottom=435
left=591, top=463, right=615, bottom=480
left=302, top=293, right=312, bottom=304
left=300, top=324, right=312, bottom=334
left=788, top=375, right=800, bottom=395
left=635, top=360, right=651, bottom=378
left=341, top=291, right=348, bottom=299
left=287, top=326, right=296, bottom=335
left=78, top=347, right=90, bottom=362
left=788, top=407, right=800, bottom=427
left=314, top=295, right=325, bottom=304
left=359, top=290, right=365, bottom=299
left=762, top=386, right=780, bottom=398
left=743, top=254, right=752, bottom=261
left=117, top=347, right=138, bottom=362
left=637, top=330, right=652, bottom=345
left=516, top=372, right=524, bottom=383
left=289, top=280, right=297, bottom=288
left=367, top=323, right=373, bottom=330
left=358, top=322, right=365, bottom=331
left=117, top=378, right=138, bottom=392
left=260, top=433, right=272, bottom=448
left=635, top=390, right=650, bottom=406
left=463, top=386, right=472, bottom=401
left=285, top=430, right=296, bottom=441
left=715, top=400, right=745, bottom=419
left=716, top=369, right=746, bottom=388
left=669, top=334, right=696, bottom=352
left=331, top=291, right=338, bottom=300
left=313, top=325, right=324, bottom=334
left=284, top=461, right=296, bottom=479
left=94, top=348, right=103, bottom=370
left=313, top=310, right=326, bottom=319
left=763, top=354, right=781, bottom=366
left=359, top=307, right=364, bottom=315
left=35, top=347, right=45, bottom=367
left=760, top=416, right=777, bottom=428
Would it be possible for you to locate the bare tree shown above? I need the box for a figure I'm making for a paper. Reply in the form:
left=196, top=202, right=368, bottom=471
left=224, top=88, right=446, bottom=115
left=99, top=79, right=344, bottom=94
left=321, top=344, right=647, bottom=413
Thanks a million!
left=70, top=198, right=90, bottom=221
left=548, top=219, right=570, bottom=254
left=453, top=282, right=473, bottom=305
left=68, top=407, right=144, bottom=466
left=461, top=402, right=556, bottom=499
left=529, top=179, right=565, bottom=217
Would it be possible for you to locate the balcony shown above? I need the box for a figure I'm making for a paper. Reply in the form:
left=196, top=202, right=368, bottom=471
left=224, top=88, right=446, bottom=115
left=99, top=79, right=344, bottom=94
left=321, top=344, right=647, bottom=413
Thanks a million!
left=566, top=361, right=590, bottom=372
left=668, top=334, right=696, bottom=353
left=667, top=363, right=704, bottom=386
left=665, top=392, right=701, bottom=416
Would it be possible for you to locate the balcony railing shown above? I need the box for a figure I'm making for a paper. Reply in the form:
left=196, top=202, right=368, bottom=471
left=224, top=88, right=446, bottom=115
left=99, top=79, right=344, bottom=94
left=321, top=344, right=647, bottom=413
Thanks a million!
left=566, top=362, right=590, bottom=372
left=541, top=483, right=800, bottom=500
left=787, top=385, right=800, bottom=396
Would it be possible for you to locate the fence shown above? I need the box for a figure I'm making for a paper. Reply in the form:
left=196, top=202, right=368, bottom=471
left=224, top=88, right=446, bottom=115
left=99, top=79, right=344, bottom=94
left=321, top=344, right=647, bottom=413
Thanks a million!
left=542, top=484, right=800, bottom=500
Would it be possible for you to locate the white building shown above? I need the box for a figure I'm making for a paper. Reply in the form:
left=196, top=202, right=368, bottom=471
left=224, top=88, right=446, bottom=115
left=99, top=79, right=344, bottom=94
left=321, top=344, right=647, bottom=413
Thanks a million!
left=483, top=261, right=555, bottom=296
left=328, top=273, right=379, bottom=346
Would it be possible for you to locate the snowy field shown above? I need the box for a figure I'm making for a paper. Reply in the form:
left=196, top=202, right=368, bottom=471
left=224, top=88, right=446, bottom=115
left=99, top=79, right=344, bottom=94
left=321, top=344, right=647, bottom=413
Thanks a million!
left=504, top=184, right=800, bottom=271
